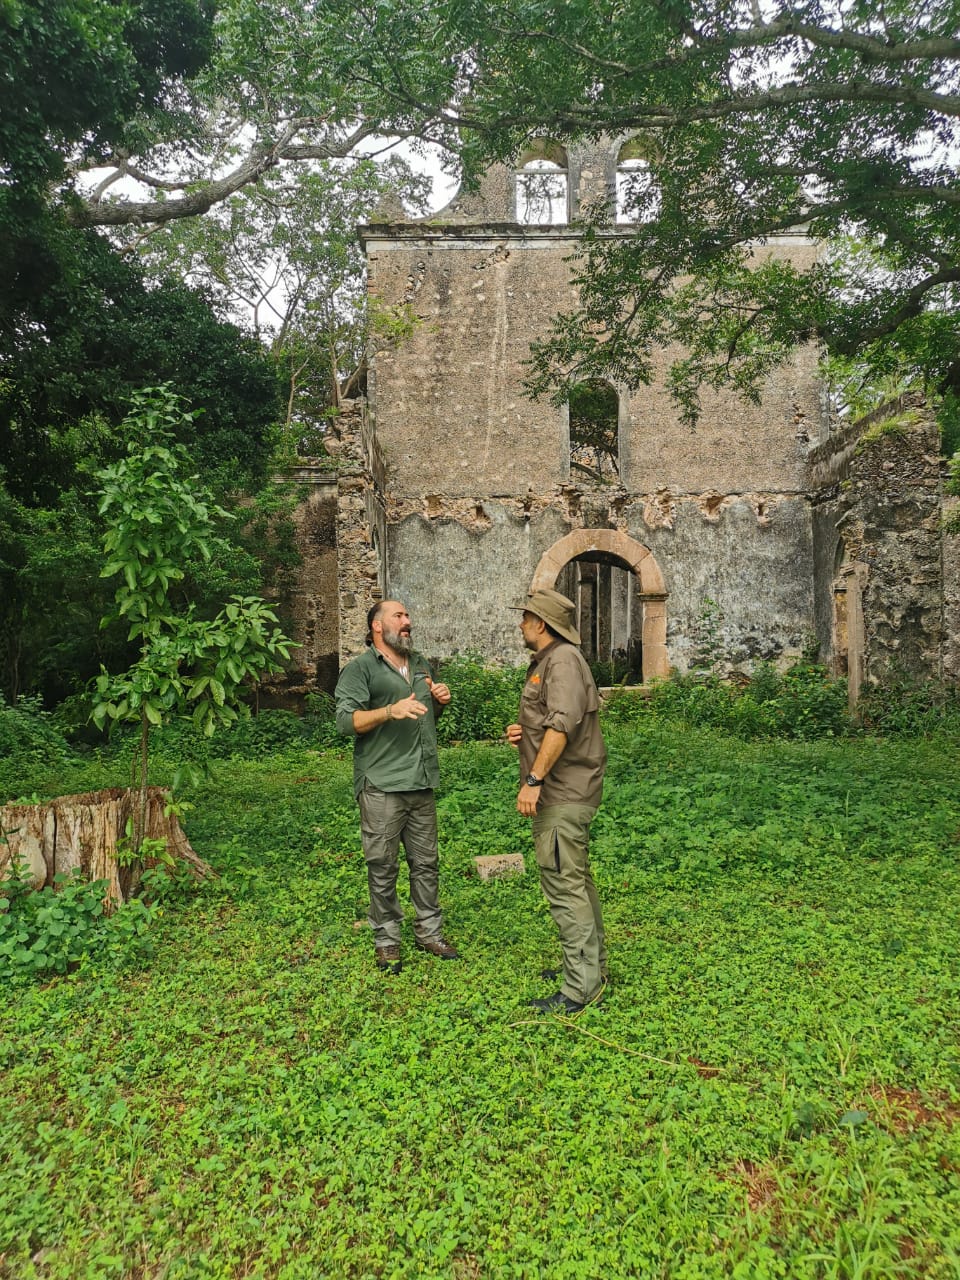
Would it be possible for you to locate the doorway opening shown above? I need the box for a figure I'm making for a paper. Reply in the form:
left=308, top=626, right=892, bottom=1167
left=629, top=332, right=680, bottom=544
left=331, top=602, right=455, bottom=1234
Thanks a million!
left=556, top=553, right=643, bottom=684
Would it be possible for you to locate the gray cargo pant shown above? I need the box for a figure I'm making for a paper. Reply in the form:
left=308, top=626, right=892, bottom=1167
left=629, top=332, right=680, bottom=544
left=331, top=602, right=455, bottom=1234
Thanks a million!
left=532, top=802, right=607, bottom=1004
left=358, top=784, right=444, bottom=947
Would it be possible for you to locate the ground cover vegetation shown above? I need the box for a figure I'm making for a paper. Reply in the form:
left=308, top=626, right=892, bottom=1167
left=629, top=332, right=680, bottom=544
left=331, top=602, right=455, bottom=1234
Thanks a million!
left=2, top=669, right=960, bottom=1277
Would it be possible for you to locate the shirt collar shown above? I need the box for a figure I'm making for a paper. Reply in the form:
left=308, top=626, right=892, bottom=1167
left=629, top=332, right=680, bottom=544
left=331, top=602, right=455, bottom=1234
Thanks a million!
left=527, top=638, right=562, bottom=672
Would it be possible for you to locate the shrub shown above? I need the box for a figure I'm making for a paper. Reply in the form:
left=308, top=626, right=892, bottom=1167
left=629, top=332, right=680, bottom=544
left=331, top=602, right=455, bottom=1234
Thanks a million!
left=0, top=695, right=72, bottom=765
left=0, top=864, right=156, bottom=984
left=0, top=696, right=78, bottom=799
left=859, top=677, right=960, bottom=737
left=434, top=656, right=527, bottom=744
left=602, top=662, right=851, bottom=740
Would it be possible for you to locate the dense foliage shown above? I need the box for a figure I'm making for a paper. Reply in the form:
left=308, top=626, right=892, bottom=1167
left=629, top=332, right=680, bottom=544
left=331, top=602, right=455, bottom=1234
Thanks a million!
left=0, top=0, right=212, bottom=190
left=605, top=663, right=853, bottom=740
left=1, top=724, right=959, bottom=1275
left=12, top=0, right=956, bottom=431
left=92, top=389, right=293, bottom=831
left=0, top=0, right=290, bottom=710
left=322, top=0, right=960, bottom=423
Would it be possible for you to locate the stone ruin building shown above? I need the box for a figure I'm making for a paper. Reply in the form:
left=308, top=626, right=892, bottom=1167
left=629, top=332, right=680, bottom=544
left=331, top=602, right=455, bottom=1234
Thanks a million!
left=270, top=138, right=960, bottom=704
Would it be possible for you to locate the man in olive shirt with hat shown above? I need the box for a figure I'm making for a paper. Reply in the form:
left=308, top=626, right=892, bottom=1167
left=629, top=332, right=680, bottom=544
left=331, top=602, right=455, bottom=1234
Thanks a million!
left=335, top=600, right=460, bottom=973
left=506, top=588, right=607, bottom=1014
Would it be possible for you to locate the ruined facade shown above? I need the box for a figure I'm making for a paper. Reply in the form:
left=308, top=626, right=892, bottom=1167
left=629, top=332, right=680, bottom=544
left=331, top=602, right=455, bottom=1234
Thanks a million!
left=276, top=139, right=959, bottom=697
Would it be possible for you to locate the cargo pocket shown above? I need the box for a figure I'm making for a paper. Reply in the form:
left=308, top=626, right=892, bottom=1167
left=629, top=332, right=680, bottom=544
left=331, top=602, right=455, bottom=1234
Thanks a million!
left=533, top=822, right=561, bottom=874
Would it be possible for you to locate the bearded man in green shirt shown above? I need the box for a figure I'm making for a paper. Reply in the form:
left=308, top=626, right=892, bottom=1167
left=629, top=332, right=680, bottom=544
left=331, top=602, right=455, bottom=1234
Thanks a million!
left=335, top=600, right=460, bottom=973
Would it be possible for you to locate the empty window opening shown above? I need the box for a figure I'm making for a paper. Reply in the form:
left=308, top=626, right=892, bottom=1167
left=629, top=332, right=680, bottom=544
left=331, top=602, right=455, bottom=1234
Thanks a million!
left=557, top=553, right=643, bottom=685
left=616, top=139, right=660, bottom=224
left=516, top=142, right=569, bottom=224
left=568, top=379, right=620, bottom=482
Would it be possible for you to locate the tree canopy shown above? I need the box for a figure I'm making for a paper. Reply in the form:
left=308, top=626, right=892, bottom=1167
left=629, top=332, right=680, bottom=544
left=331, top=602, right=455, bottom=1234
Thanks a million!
left=0, top=0, right=213, bottom=190
left=6, top=0, right=958, bottom=426
left=323, top=0, right=960, bottom=420
left=0, top=0, right=286, bottom=707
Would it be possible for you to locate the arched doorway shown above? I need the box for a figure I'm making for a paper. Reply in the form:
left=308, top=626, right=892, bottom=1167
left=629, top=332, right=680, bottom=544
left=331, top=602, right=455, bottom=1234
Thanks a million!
left=530, top=530, right=669, bottom=683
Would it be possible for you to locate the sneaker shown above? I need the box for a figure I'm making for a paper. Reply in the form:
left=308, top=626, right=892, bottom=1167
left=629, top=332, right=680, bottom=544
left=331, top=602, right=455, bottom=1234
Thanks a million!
left=375, top=945, right=402, bottom=974
left=414, top=936, right=460, bottom=960
left=529, top=990, right=585, bottom=1015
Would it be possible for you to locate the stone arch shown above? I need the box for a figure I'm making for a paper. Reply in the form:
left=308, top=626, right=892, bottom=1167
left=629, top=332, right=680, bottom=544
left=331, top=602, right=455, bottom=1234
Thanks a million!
left=530, top=529, right=669, bottom=682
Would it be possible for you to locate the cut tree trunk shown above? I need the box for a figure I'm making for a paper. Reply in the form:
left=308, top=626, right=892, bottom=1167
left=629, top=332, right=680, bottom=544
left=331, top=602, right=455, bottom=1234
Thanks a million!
left=0, top=787, right=214, bottom=906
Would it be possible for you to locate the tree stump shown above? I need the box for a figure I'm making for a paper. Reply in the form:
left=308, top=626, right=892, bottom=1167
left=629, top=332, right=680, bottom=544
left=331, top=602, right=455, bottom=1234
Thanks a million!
left=0, top=787, right=214, bottom=906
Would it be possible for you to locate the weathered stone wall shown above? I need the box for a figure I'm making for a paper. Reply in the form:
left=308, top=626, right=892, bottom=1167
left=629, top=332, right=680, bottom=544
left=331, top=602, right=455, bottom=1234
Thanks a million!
left=810, top=397, right=946, bottom=686
left=361, top=216, right=825, bottom=671
left=363, top=226, right=825, bottom=499
left=624, top=493, right=815, bottom=674
left=387, top=499, right=571, bottom=663
left=383, top=484, right=815, bottom=672
left=943, top=495, right=960, bottom=684
left=257, top=467, right=339, bottom=706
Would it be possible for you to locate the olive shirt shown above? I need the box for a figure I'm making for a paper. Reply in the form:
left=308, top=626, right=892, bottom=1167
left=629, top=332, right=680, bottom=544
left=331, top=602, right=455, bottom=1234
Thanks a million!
left=334, top=646, right=441, bottom=798
left=518, top=640, right=606, bottom=808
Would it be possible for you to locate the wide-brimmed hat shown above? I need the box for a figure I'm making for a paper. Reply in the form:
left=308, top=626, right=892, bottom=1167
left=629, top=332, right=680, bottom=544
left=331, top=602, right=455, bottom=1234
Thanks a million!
left=510, top=588, right=581, bottom=645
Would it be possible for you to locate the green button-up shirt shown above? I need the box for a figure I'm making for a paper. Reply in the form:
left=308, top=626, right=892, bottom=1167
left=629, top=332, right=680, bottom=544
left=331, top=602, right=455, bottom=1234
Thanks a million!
left=335, top=646, right=441, bottom=798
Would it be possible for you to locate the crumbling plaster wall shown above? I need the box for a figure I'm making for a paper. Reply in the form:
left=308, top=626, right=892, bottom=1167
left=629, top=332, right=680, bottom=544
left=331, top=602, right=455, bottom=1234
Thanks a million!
left=381, top=484, right=815, bottom=670
left=625, top=493, right=816, bottom=673
left=387, top=501, right=571, bottom=662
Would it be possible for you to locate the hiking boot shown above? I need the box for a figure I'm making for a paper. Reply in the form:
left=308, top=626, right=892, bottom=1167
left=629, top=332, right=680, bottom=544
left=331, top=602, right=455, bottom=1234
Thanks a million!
left=414, top=936, right=460, bottom=960
left=529, top=990, right=586, bottom=1015
left=375, top=944, right=402, bottom=974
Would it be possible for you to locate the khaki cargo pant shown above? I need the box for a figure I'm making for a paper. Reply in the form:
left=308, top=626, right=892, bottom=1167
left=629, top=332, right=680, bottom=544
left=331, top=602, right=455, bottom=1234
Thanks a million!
left=532, top=802, right=607, bottom=1005
left=358, top=785, right=443, bottom=947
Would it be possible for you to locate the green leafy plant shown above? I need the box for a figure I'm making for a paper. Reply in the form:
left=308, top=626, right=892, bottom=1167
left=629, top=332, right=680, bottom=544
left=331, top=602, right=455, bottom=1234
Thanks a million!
left=603, top=661, right=851, bottom=740
left=4, top=724, right=960, bottom=1275
left=433, top=655, right=527, bottom=743
left=0, top=864, right=155, bottom=983
left=92, top=386, right=294, bottom=854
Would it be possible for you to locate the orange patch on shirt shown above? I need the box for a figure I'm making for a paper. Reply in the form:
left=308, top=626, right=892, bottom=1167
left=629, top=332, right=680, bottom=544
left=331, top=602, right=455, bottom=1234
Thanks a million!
left=529, top=674, right=541, bottom=685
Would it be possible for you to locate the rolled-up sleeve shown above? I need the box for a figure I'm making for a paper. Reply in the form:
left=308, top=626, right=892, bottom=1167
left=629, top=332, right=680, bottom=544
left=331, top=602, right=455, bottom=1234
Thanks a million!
left=541, top=649, right=589, bottom=734
left=334, top=662, right=368, bottom=737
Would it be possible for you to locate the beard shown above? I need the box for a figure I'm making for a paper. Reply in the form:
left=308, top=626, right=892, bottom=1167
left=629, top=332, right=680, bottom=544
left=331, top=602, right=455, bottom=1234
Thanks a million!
left=382, top=624, right=413, bottom=655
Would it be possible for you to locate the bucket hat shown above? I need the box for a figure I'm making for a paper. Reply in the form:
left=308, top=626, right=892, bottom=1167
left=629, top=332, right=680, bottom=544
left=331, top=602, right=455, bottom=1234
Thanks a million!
left=510, top=588, right=581, bottom=645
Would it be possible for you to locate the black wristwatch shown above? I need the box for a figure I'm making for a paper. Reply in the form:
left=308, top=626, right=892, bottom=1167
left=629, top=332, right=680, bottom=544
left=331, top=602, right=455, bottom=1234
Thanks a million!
left=525, top=773, right=545, bottom=787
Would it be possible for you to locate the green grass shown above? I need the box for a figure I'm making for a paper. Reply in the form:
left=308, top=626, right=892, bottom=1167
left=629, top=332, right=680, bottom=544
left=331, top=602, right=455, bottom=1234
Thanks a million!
left=2, top=724, right=960, bottom=1278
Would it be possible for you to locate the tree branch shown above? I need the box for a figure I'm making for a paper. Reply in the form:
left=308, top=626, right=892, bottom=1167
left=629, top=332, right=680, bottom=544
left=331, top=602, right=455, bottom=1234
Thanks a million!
left=70, top=121, right=384, bottom=228
left=829, top=265, right=960, bottom=352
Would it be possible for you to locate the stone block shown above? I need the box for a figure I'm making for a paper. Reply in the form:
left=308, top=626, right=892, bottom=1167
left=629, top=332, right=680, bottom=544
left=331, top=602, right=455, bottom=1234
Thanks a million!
left=474, top=853, right=526, bottom=880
